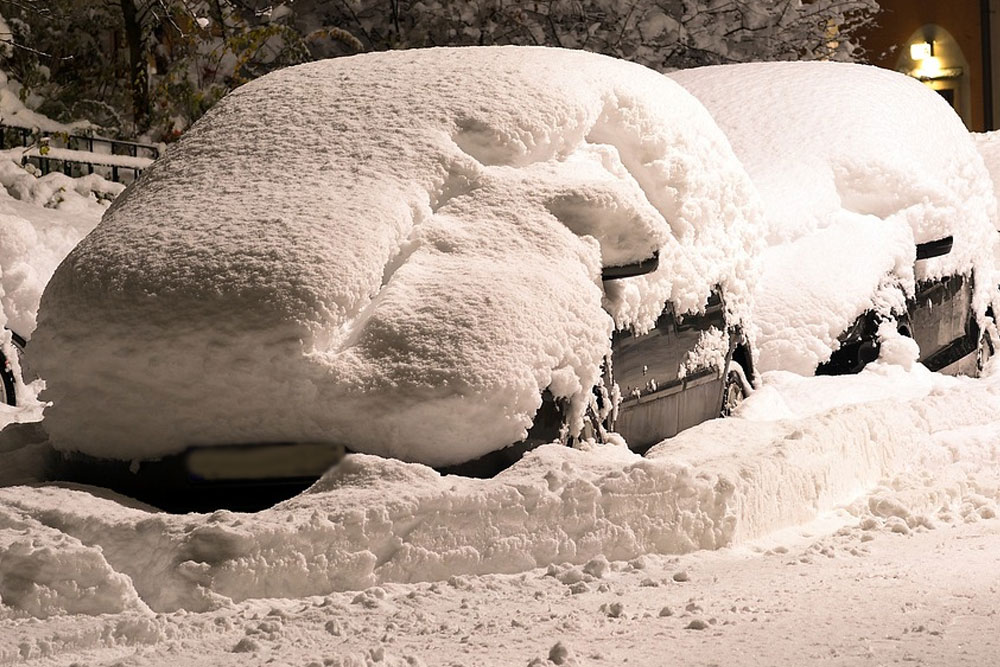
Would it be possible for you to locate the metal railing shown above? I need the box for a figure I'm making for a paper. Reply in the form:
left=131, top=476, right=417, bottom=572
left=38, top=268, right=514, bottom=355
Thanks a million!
left=0, top=123, right=161, bottom=183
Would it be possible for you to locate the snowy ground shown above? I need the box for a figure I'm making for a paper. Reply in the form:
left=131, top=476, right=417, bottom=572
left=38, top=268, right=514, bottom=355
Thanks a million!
left=4, top=347, right=1000, bottom=665
left=9, top=517, right=998, bottom=666
left=4, top=51, right=1000, bottom=665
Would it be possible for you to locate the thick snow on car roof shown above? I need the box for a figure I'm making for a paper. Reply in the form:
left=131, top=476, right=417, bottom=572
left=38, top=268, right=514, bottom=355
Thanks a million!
left=671, top=62, right=999, bottom=374
left=32, top=46, right=763, bottom=466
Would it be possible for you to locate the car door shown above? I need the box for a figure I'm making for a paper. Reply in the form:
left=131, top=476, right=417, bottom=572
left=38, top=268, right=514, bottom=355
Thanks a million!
left=610, top=293, right=728, bottom=454
left=906, top=273, right=978, bottom=374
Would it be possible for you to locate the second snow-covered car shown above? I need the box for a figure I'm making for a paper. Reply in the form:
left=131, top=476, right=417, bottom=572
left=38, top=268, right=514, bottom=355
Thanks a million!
left=32, top=47, right=766, bottom=509
left=672, top=62, right=999, bottom=377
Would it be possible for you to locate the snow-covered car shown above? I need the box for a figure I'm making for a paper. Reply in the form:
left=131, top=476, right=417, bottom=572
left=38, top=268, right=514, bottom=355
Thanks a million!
left=30, top=47, right=766, bottom=505
left=670, top=62, right=1000, bottom=377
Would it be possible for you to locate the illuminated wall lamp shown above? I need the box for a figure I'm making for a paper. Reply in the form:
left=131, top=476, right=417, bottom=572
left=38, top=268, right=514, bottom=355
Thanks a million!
left=908, top=40, right=959, bottom=80
left=914, top=56, right=944, bottom=79
left=910, top=41, right=933, bottom=60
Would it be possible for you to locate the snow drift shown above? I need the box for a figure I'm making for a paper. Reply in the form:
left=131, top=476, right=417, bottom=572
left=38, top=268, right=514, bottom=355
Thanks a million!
left=4, top=348, right=1000, bottom=617
left=671, top=62, right=1000, bottom=374
left=32, top=46, right=763, bottom=465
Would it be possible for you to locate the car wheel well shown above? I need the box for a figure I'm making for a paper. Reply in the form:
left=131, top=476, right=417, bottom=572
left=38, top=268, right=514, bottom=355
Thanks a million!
left=730, top=342, right=754, bottom=387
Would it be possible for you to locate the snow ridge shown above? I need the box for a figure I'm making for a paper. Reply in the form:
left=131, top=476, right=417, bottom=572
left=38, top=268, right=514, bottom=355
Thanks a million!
left=5, top=360, right=1000, bottom=616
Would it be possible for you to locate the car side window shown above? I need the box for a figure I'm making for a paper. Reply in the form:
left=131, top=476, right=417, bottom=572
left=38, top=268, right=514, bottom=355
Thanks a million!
left=612, top=305, right=680, bottom=401
left=908, top=274, right=971, bottom=355
left=611, top=291, right=727, bottom=402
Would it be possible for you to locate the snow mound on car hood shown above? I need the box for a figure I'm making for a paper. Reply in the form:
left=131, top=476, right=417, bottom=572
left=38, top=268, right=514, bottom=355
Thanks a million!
left=32, top=47, right=763, bottom=465
left=671, top=62, right=999, bottom=374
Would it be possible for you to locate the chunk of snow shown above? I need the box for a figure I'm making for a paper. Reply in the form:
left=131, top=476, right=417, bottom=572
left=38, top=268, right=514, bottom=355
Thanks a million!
left=0, top=501, right=150, bottom=618
left=876, top=322, right=920, bottom=371
left=33, top=46, right=763, bottom=465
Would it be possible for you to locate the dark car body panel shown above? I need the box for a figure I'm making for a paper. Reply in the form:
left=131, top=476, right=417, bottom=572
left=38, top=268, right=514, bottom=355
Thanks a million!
left=906, top=273, right=979, bottom=374
left=819, top=274, right=980, bottom=377
left=610, top=292, right=733, bottom=454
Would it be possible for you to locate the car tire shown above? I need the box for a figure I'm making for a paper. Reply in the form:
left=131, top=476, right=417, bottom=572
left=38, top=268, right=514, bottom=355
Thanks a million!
left=720, top=365, right=748, bottom=417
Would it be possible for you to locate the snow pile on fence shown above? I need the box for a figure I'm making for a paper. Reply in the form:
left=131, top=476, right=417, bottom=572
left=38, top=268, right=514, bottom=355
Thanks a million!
left=3, top=346, right=1000, bottom=617
left=32, top=46, right=764, bottom=466
left=672, top=62, right=999, bottom=374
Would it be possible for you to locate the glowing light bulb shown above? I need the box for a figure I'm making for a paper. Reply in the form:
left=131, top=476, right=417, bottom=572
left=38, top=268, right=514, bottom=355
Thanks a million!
left=910, top=42, right=933, bottom=60
left=916, top=56, right=943, bottom=78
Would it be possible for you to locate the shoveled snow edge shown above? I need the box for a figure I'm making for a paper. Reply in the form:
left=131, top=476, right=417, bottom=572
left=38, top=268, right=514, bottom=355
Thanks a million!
left=4, top=363, right=999, bottom=615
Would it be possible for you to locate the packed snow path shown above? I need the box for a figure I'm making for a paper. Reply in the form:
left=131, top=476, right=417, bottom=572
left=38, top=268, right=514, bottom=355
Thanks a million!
left=8, top=518, right=1000, bottom=666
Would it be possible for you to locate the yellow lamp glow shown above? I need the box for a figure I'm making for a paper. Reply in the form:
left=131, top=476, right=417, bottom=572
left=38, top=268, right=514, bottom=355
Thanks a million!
left=915, top=56, right=943, bottom=78
left=910, top=41, right=933, bottom=60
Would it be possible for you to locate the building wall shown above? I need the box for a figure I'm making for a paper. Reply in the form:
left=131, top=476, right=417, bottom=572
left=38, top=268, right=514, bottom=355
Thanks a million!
left=862, top=0, right=987, bottom=130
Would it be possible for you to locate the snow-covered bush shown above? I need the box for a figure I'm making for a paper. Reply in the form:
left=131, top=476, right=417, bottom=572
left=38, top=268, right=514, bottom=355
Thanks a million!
left=293, top=0, right=880, bottom=68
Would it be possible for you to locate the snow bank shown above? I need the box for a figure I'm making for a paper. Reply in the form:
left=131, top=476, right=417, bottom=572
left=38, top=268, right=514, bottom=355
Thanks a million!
left=0, top=498, right=149, bottom=618
left=3, top=351, right=1000, bottom=616
left=33, top=46, right=763, bottom=465
left=0, top=158, right=120, bottom=337
left=672, top=62, right=1000, bottom=373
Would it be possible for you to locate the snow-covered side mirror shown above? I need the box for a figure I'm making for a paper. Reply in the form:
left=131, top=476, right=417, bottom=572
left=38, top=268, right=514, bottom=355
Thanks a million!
left=601, top=251, right=659, bottom=281
left=916, top=236, right=953, bottom=260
